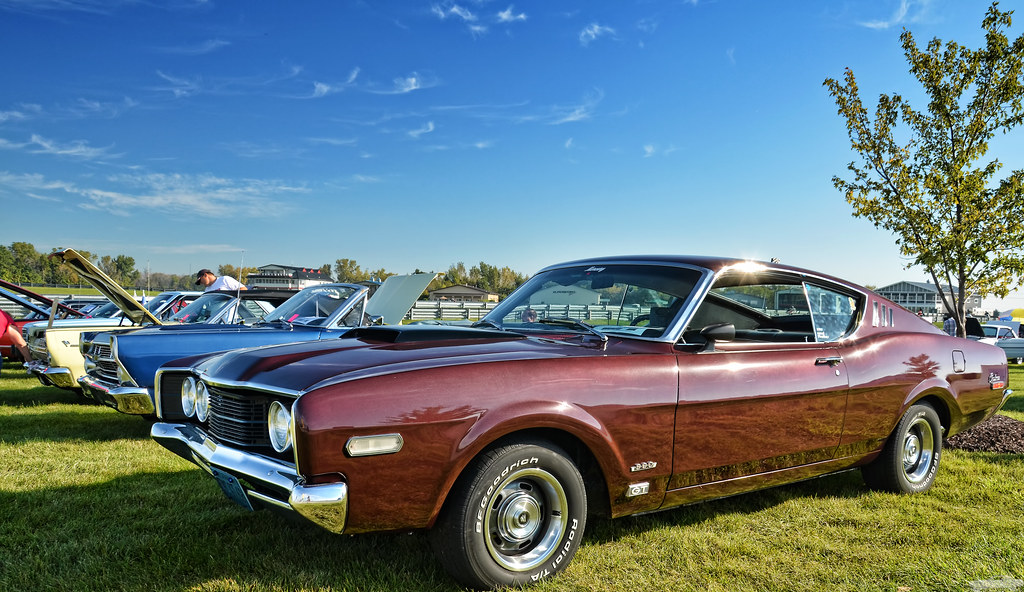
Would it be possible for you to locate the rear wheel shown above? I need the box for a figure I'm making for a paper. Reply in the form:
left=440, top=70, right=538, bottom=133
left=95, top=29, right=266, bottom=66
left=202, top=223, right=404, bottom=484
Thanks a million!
left=430, top=440, right=587, bottom=589
left=862, top=403, right=942, bottom=494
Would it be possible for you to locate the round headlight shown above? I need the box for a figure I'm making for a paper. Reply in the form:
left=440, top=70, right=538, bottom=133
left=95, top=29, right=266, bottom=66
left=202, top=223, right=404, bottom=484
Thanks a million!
left=267, top=400, right=292, bottom=453
left=195, top=381, right=210, bottom=422
left=181, top=377, right=197, bottom=418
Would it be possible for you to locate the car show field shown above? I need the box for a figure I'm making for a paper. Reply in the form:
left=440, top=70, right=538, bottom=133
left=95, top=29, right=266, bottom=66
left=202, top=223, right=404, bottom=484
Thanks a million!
left=1, top=360, right=1022, bottom=592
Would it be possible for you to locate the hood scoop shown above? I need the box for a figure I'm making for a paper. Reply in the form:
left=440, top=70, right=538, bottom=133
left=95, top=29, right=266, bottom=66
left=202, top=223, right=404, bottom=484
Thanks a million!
left=343, top=325, right=523, bottom=344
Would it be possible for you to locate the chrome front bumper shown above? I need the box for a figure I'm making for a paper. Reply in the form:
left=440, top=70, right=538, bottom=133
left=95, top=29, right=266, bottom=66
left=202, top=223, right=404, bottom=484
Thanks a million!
left=24, top=360, right=77, bottom=389
left=150, top=422, right=349, bottom=534
left=78, top=375, right=155, bottom=415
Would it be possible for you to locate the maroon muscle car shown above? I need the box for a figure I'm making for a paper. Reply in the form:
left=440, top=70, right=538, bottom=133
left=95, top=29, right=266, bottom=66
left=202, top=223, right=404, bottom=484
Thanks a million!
left=150, top=256, right=1011, bottom=589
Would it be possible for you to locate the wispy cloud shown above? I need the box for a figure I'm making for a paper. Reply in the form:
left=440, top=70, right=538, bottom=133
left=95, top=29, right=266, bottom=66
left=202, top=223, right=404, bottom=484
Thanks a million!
left=306, top=137, right=357, bottom=147
left=859, top=0, right=926, bottom=30
left=642, top=143, right=678, bottom=158
left=549, top=89, right=604, bottom=125
left=152, top=64, right=304, bottom=99
left=65, top=97, right=138, bottom=119
left=434, top=1, right=527, bottom=35
left=367, top=72, right=438, bottom=95
left=432, top=2, right=477, bottom=22
left=154, top=70, right=202, bottom=98
left=0, top=0, right=131, bottom=15
left=0, top=170, right=305, bottom=219
left=219, top=141, right=306, bottom=160
left=0, top=108, right=32, bottom=123
left=579, top=23, right=615, bottom=46
left=308, top=67, right=360, bottom=98
left=148, top=243, right=248, bottom=255
left=497, top=5, right=526, bottom=23
left=2, top=134, right=121, bottom=160
left=156, top=38, right=230, bottom=55
left=408, top=121, right=436, bottom=138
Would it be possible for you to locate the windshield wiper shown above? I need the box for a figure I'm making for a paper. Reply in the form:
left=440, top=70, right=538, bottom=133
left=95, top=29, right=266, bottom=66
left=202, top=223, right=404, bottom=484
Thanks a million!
left=538, top=318, right=608, bottom=343
left=471, top=318, right=504, bottom=331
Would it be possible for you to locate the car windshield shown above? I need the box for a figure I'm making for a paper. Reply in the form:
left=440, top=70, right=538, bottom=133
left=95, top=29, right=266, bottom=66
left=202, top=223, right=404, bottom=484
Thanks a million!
left=484, top=264, right=703, bottom=339
left=143, top=293, right=176, bottom=312
left=84, top=301, right=121, bottom=318
left=263, top=285, right=362, bottom=327
left=170, top=293, right=234, bottom=324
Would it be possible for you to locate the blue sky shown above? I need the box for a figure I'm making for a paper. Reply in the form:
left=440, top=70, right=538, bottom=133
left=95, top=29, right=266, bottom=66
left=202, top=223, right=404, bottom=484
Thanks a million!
left=1, top=0, right=1022, bottom=307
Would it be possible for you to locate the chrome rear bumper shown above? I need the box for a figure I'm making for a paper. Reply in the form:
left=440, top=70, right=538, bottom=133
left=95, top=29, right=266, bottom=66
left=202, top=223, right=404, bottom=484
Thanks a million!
left=150, top=422, right=349, bottom=534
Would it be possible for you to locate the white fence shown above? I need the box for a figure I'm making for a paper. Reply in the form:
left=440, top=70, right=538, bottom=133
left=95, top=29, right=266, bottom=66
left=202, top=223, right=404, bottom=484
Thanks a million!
left=404, top=301, right=651, bottom=324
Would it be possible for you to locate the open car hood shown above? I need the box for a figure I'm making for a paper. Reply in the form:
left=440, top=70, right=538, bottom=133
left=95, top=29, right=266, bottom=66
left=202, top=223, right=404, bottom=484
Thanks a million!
left=365, top=273, right=437, bottom=325
left=0, top=279, right=83, bottom=319
left=49, top=248, right=162, bottom=326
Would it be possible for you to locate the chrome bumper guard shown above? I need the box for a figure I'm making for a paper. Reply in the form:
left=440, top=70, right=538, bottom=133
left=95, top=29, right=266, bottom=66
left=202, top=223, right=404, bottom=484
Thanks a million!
left=25, top=360, right=76, bottom=389
left=78, top=375, right=155, bottom=415
left=150, top=422, right=349, bottom=534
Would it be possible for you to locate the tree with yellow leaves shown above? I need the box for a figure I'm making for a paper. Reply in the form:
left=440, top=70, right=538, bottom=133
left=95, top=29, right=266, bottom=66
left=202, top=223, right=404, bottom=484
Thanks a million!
left=825, top=3, right=1024, bottom=337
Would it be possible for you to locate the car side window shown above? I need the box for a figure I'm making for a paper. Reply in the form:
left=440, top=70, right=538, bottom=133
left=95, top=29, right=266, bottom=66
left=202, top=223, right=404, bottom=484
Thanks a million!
left=805, top=284, right=859, bottom=342
left=684, top=276, right=816, bottom=343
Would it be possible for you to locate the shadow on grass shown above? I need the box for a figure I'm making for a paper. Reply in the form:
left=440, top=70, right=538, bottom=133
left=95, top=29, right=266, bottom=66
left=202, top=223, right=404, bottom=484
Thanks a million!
left=0, top=470, right=457, bottom=592
left=585, top=468, right=867, bottom=544
left=0, top=407, right=151, bottom=443
left=1001, top=395, right=1024, bottom=414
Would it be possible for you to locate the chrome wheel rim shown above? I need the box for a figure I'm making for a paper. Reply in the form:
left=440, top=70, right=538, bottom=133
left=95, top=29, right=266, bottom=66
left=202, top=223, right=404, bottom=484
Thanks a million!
left=483, top=467, right=567, bottom=572
left=902, top=416, right=934, bottom=484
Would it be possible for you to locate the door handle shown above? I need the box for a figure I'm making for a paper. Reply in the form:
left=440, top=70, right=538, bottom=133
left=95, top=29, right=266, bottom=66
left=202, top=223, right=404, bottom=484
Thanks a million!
left=815, top=356, right=843, bottom=367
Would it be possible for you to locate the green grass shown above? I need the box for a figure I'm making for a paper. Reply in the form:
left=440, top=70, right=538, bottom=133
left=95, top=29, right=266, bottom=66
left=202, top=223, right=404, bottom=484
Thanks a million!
left=1, top=360, right=1022, bottom=591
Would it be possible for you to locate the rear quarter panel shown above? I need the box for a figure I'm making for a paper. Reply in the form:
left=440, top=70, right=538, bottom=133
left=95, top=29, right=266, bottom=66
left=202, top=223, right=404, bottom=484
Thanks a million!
left=840, top=329, right=1007, bottom=458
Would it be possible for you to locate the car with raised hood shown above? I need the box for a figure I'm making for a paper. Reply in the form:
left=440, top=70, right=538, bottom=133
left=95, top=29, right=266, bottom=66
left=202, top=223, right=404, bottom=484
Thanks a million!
left=149, top=255, right=1011, bottom=589
left=78, top=273, right=436, bottom=416
left=0, top=280, right=83, bottom=361
left=23, top=248, right=205, bottom=390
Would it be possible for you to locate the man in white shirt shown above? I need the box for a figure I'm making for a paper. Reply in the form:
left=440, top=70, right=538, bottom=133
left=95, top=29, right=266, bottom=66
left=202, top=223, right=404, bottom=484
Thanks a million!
left=195, top=268, right=247, bottom=292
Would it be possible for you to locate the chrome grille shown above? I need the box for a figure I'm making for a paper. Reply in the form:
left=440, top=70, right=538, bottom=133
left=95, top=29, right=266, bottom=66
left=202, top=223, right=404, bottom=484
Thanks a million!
left=207, top=386, right=272, bottom=448
left=92, top=344, right=112, bottom=361
left=95, top=361, right=119, bottom=382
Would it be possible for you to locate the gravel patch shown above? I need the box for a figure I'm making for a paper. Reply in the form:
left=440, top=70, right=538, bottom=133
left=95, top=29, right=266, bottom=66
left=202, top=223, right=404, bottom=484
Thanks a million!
left=946, top=414, right=1024, bottom=454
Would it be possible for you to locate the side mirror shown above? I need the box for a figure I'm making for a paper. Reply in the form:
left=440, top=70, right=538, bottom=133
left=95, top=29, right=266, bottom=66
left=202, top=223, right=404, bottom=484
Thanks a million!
left=699, top=323, right=735, bottom=353
left=367, top=314, right=385, bottom=326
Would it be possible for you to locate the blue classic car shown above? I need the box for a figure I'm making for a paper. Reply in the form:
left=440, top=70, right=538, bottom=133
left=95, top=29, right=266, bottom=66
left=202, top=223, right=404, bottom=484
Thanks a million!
left=78, top=274, right=436, bottom=415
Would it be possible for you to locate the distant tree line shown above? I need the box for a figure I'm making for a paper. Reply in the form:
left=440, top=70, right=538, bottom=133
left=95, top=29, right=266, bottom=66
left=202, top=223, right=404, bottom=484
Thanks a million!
left=0, top=243, right=530, bottom=299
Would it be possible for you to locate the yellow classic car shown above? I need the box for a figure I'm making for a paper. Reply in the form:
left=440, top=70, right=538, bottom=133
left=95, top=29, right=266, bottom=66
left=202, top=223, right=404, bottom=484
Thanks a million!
left=23, top=248, right=199, bottom=391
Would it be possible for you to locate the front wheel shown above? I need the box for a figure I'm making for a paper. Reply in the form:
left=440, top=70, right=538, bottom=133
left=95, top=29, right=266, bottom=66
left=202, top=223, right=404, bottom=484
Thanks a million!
left=430, top=440, right=587, bottom=589
left=862, top=403, right=943, bottom=494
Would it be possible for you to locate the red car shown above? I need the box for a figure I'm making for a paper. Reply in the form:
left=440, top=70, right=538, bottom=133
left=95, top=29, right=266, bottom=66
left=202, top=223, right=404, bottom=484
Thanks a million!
left=0, top=280, right=82, bottom=361
left=150, top=256, right=1011, bottom=589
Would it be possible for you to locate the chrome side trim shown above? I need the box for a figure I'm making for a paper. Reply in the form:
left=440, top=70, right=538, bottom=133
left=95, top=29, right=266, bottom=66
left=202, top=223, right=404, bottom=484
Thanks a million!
left=150, top=422, right=348, bottom=534
left=77, top=375, right=155, bottom=415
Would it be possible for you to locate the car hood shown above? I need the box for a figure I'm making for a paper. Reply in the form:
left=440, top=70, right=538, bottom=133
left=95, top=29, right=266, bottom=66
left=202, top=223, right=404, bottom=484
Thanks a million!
left=24, top=316, right=139, bottom=338
left=194, top=325, right=618, bottom=394
left=0, top=280, right=83, bottom=319
left=364, top=273, right=437, bottom=325
left=50, top=248, right=161, bottom=326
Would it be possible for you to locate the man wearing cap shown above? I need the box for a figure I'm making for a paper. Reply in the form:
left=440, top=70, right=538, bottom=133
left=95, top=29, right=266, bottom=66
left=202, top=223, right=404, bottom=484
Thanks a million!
left=195, top=269, right=247, bottom=292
